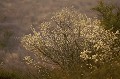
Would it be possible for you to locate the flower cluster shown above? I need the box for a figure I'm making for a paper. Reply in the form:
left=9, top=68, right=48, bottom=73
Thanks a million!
left=24, top=56, right=34, bottom=65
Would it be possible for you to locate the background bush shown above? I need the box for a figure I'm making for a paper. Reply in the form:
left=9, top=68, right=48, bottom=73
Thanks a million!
left=92, top=0, right=120, bottom=33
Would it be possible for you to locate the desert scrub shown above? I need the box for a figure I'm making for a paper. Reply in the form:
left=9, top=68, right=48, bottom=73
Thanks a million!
left=21, top=8, right=120, bottom=79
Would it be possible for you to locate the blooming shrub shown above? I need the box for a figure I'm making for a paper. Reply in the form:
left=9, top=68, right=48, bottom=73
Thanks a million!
left=21, top=8, right=120, bottom=79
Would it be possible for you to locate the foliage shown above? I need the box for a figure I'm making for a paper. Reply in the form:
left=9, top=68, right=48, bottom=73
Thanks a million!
left=21, top=8, right=120, bottom=79
left=92, top=0, right=120, bottom=33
